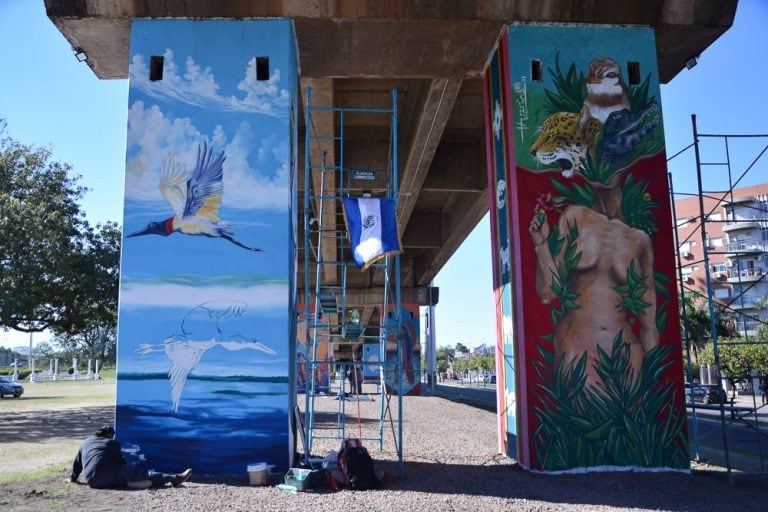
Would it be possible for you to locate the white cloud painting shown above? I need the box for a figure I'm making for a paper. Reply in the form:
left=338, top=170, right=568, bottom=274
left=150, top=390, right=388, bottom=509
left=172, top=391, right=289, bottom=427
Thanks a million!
left=129, top=50, right=290, bottom=116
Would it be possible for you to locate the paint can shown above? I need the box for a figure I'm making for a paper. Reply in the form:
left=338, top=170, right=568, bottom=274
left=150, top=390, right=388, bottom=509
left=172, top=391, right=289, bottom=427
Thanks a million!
left=247, top=462, right=268, bottom=486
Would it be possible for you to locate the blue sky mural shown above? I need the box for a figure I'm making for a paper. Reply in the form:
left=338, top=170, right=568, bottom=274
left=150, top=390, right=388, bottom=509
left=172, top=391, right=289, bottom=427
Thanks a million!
left=116, top=19, right=297, bottom=475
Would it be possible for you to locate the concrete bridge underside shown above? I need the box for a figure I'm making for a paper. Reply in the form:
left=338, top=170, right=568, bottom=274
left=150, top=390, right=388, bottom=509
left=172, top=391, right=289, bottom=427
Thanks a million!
left=45, top=0, right=737, bottom=328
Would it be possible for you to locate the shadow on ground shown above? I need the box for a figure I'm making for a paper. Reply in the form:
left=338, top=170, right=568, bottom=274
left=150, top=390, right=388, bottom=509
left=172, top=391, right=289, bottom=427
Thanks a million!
left=0, top=405, right=114, bottom=443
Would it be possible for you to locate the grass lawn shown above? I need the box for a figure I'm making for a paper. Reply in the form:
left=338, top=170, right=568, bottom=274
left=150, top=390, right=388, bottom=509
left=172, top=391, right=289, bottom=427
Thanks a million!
left=0, top=376, right=117, bottom=483
left=2, top=377, right=115, bottom=411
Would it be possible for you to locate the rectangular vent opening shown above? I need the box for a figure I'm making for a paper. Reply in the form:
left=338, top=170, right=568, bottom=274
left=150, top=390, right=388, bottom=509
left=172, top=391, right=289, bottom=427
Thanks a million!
left=627, top=61, right=641, bottom=85
left=149, top=56, right=164, bottom=81
left=256, top=56, right=269, bottom=81
left=531, top=59, right=543, bottom=82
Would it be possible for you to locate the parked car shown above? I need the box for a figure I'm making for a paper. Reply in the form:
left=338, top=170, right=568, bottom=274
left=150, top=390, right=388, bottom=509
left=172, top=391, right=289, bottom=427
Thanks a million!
left=0, top=376, right=24, bottom=398
left=697, top=384, right=728, bottom=404
left=483, top=374, right=496, bottom=384
left=684, top=384, right=707, bottom=404
left=685, top=383, right=726, bottom=404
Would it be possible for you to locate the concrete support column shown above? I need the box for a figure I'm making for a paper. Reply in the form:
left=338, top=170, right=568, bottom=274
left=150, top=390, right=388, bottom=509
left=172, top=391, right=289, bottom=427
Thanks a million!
left=114, top=18, right=299, bottom=475
left=483, top=24, right=686, bottom=472
left=427, top=282, right=437, bottom=391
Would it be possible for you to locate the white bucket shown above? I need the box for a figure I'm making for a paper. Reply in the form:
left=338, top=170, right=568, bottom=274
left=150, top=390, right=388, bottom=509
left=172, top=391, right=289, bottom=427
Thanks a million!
left=247, top=462, right=268, bottom=486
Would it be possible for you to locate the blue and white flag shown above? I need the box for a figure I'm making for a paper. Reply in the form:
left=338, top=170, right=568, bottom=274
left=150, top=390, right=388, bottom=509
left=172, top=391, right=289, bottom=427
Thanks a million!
left=342, top=197, right=402, bottom=269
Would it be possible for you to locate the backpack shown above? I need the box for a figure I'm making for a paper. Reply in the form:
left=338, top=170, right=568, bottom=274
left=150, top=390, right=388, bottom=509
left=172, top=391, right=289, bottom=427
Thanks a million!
left=338, top=438, right=380, bottom=490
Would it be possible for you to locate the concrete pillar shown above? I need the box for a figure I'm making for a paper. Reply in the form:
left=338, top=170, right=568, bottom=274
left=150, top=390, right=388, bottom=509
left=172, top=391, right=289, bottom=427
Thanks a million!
left=427, top=282, right=437, bottom=392
left=87, top=359, right=93, bottom=379
left=383, top=305, right=421, bottom=396
left=53, top=358, right=58, bottom=381
left=483, top=24, right=686, bottom=472
left=72, top=358, right=78, bottom=378
left=114, top=18, right=298, bottom=475
left=95, top=360, right=100, bottom=380
left=49, top=358, right=54, bottom=376
left=12, top=359, right=18, bottom=381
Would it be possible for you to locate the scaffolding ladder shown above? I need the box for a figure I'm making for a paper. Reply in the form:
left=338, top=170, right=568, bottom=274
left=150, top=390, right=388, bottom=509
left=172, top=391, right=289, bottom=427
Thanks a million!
left=301, top=87, right=403, bottom=463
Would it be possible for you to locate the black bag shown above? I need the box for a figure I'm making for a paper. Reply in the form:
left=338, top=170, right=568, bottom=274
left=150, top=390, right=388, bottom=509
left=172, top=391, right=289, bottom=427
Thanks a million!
left=341, top=439, right=380, bottom=490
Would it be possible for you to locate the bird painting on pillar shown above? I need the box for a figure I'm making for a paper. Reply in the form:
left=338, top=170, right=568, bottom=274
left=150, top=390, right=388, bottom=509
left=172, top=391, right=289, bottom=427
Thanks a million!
left=135, top=301, right=277, bottom=413
left=116, top=18, right=298, bottom=475
left=127, top=142, right=262, bottom=252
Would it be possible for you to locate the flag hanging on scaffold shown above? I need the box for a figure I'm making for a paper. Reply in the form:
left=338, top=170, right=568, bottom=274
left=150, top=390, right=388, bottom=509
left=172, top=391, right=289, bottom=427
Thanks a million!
left=342, top=197, right=402, bottom=270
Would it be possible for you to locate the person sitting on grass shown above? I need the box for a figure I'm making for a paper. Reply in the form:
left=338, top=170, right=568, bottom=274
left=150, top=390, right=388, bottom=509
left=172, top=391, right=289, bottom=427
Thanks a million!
left=68, top=424, right=192, bottom=489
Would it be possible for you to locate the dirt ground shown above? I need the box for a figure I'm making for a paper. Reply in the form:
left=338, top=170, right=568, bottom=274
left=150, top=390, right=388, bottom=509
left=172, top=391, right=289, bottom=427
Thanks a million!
left=2, top=381, right=768, bottom=512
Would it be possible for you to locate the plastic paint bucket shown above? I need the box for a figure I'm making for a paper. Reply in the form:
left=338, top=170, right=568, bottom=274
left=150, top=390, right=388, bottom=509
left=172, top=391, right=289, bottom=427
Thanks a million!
left=247, top=462, right=268, bottom=486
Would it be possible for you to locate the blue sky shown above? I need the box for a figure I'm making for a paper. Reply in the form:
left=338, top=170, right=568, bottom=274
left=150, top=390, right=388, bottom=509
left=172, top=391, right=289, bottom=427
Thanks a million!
left=1, top=0, right=767, bottom=351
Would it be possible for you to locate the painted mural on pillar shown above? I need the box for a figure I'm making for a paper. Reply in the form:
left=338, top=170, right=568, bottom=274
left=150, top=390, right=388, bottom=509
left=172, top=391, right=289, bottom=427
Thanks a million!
left=484, top=24, right=687, bottom=472
left=384, top=305, right=422, bottom=396
left=362, top=343, right=381, bottom=382
left=116, top=19, right=298, bottom=475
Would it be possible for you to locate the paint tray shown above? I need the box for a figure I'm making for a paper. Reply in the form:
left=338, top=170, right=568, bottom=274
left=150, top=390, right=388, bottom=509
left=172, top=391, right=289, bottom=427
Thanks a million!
left=283, top=468, right=324, bottom=491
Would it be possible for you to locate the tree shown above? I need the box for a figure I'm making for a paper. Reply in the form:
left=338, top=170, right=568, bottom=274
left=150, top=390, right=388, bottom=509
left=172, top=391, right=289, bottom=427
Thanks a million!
left=0, top=121, right=87, bottom=334
left=55, top=323, right=116, bottom=365
left=478, top=354, right=495, bottom=373
left=756, top=296, right=768, bottom=341
left=453, top=358, right=468, bottom=375
left=31, top=341, right=57, bottom=361
left=436, top=346, right=454, bottom=374
left=52, top=222, right=120, bottom=364
left=699, top=340, right=768, bottom=399
left=455, top=342, right=469, bottom=354
left=758, top=321, right=768, bottom=343
left=0, top=123, right=121, bottom=365
left=680, top=291, right=734, bottom=360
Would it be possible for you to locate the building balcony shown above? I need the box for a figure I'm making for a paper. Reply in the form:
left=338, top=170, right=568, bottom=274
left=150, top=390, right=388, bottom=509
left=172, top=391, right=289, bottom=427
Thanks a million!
left=722, top=219, right=762, bottom=232
left=723, top=195, right=756, bottom=207
left=723, top=242, right=764, bottom=256
left=726, top=268, right=764, bottom=283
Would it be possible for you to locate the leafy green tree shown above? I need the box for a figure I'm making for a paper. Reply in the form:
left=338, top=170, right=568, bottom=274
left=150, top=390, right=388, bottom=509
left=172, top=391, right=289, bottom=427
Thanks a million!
left=53, top=222, right=120, bottom=365
left=758, top=322, right=768, bottom=343
left=0, top=123, right=121, bottom=364
left=31, top=341, right=57, bottom=360
left=755, top=296, right=768, bottom=341
left=455, top=342, right=469, bottom=354
left=453, top=358, right=468, bottom=375
left=699, top=340, right=768, bottom=399
left=478, top=354, right=495, bottom=373
left=0, top=121, right=87, bottom=335
left=436, top=346, right=454, bottom=374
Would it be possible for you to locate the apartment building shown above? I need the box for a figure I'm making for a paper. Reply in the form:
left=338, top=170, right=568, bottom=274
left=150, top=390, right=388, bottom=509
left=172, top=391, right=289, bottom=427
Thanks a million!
left=674, top=183, right=768, bottom=336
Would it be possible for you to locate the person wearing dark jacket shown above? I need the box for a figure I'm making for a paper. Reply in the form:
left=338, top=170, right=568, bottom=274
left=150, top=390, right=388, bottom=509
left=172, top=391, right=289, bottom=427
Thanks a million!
left=69, top=425, right=192, bottom=489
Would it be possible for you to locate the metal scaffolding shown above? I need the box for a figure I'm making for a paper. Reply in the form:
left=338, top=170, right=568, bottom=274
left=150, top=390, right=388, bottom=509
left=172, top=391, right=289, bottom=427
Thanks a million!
left=670, top=114, right=768, bottom=478
left=299, top=87, right=403, bottom=464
